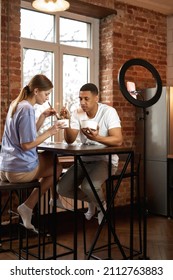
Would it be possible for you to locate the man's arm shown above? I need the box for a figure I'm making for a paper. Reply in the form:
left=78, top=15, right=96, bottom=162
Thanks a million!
left=60, top=106, right=79, bottom=144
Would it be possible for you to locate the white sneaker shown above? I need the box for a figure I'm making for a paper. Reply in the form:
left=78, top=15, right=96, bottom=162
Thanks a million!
left=49, top=197, right=65, bottom=209
left=17, top=203, right=35, bottom=230
left=84, top=202, right=95, bottom=220
left=97, top=202, right=107, bottom=225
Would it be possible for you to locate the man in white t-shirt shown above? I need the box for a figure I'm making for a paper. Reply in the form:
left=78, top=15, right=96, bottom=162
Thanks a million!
left=57, top=83, right=123, bottom=224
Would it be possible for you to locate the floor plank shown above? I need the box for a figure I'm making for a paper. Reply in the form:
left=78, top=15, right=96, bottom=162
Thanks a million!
left=1, top=211, right=173, bottom=260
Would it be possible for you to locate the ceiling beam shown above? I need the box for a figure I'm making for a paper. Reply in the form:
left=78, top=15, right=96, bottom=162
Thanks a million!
left=67, top=0, right=116, bottom=18
left=25, top=0, right=116, bottom=18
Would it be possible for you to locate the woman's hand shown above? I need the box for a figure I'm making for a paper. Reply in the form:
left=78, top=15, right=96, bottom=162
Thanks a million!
left=42, top=107, right=57, bottom=118
left=48, top=123, right=61, bottom=136
left=36, top=108, right=58, bottom=131
left=21, top=123, right=61, bottom=150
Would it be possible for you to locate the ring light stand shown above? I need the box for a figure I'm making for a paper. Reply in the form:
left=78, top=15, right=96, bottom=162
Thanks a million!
left=118, top=58, right=162, bottom=259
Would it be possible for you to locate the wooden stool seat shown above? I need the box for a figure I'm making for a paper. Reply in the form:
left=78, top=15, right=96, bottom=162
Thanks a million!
left=0, top=180, right=40, bottom=190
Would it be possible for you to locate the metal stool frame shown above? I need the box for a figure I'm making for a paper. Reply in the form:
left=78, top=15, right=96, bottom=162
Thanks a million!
left=0, top=180, right=41, bottom=259
left=83, top=153, right=142, bottom=259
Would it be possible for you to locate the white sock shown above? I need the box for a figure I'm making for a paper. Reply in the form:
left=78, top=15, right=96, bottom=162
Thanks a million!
left=17, top=203, right=35, bottom=230
left=84, top=202, right=95, bottom=220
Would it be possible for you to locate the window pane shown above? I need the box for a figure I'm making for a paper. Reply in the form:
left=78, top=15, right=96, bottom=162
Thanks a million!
left=63, top=55, right=88, bottom=112
left=23, top=48, right=53, bottom=84
left=60, top=17, right=90, bottom=48
left=23, top=48, right=54, bottom=135
left=21, top=9, right=54, bottom=42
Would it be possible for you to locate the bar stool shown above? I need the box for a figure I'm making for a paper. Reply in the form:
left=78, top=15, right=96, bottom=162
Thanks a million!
left=106, top=153, right=142, bottom=259
left=83, top=153, right=142, bottom=259
left=39, top=172, right=77, bottom=260
left=0, top=180, right=41, bottom=259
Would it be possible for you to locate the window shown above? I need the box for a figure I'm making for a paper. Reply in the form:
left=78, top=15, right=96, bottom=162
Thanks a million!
left=22, top=49, right=53, bottom=83
left=21, top=1, right=99, bottom=139
left=21, top=9, right=54, bottom=42
left=59, top=17, right=90, bottom=48
left=63, top=55, right=89, bottom=112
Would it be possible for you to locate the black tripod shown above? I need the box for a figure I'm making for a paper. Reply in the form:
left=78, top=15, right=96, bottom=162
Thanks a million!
left=118, top=58, right=162, bottom=259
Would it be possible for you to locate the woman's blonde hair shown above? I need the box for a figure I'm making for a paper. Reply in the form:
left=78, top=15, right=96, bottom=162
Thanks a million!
left=11, top=74, right=53, bottom=117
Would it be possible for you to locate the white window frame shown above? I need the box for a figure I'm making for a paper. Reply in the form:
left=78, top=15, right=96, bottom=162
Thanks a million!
left=21, top=1, right=99, bottom=111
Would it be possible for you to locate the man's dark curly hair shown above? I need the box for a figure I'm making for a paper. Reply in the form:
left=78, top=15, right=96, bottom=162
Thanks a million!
left=80, top=83, right=98, bottom=95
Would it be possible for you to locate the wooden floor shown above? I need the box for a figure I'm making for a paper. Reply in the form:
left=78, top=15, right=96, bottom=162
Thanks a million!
left=1, top=208, right=173, bottom=260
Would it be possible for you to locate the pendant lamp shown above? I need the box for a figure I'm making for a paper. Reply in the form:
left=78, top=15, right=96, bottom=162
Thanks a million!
left=32, top=0, right=70, bottom=12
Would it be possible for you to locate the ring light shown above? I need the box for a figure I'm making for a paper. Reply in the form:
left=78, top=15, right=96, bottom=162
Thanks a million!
left=118, top=58, right=162, bottom=108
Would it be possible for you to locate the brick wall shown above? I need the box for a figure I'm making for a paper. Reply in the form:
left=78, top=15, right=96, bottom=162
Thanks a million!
left=0, top=0, right=167, bottom=207
left=167, top=15, right=173, bottom=85
left=99, top=2, right=167, bottom=148
left=99, top=1, right=167, bottom=205
left=0, top=0, right=21, bottom=135
left=0, top=0, right=20, bottom=222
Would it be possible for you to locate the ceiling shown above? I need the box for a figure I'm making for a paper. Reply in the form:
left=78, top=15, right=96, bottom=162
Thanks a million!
left=118, top=0, right=173, bottom=15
